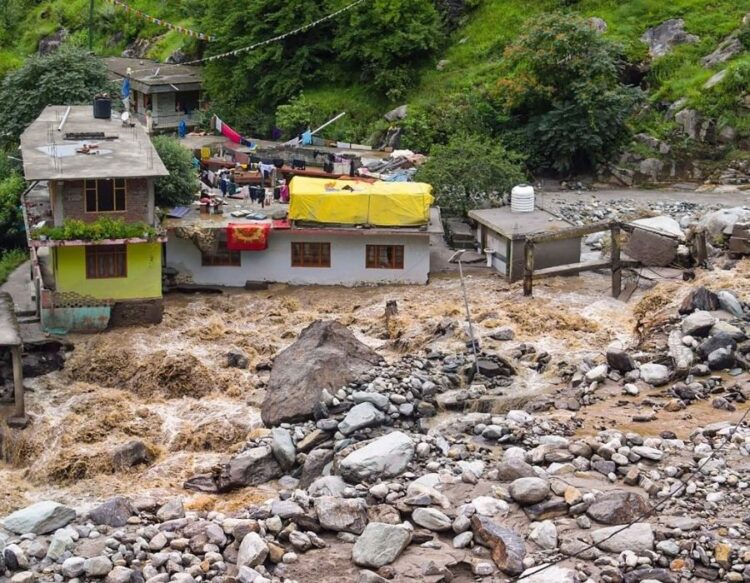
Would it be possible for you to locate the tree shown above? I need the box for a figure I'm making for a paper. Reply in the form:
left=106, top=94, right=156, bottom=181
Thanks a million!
left=334, top=0, right=441, bottom=100
left=275, top=93, right=317, bottom=139
left=494, top=14, right=642, bottom=174
left=414, top=133, right=527, bottom=217
left=0, top=47, right=113, bottom=145
left=151, top=136, right=199, bottom=208
left=0, top=172, right=26, bottom=251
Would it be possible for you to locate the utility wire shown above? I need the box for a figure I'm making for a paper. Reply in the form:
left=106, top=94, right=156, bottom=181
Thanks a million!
left=513, top=404, right=750, bottom=581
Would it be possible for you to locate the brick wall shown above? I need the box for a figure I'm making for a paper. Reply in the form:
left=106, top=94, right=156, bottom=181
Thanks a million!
left=59, top=178, right=152, bottom=224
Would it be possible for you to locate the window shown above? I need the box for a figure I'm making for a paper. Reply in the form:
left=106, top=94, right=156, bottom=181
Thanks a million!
left=366, top=245, right=404, bottom=269
left=86, top=245, right=127, bottom=279
left=85, top=179, right=126, bottom=213
left=291, top=242, right=331, bottom=267
left=201, top=231, right=241, bottom=266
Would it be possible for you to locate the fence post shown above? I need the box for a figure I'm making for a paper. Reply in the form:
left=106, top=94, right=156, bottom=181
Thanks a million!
left=611, top=223, right=622, bottom=298
left=523, top=239, right=535, bottom=297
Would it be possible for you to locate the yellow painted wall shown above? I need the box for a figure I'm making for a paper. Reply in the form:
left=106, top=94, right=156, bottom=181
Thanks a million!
left=54, top=242, right=162, bottom=300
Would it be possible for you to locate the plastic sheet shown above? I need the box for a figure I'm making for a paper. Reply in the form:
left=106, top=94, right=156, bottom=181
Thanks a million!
left=288, top=177, right=433, bottom=226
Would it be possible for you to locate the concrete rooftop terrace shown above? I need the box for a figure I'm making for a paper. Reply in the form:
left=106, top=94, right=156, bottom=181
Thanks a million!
left=20, top=105, right=169, bottom=181
left=469, top=207, right=574, bottom=240
left=105, top=57, right=202, bottom=90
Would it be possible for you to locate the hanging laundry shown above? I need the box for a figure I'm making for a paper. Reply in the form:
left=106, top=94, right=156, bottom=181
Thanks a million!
left=214, top=115, right=249, bottom=145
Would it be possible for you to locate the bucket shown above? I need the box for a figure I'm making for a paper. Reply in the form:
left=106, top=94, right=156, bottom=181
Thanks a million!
left=93, top=96, right=112, bottom=120
left=511, top=184, right=535, bottom=213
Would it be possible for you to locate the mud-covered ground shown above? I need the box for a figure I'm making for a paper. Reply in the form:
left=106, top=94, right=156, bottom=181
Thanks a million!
left=1, top=260, right=748, bottom=516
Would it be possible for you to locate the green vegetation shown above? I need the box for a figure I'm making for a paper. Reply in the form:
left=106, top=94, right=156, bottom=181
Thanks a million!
left=0, top=170, right=26, bottom=251
left=151, top=136, right=200, bottom=207
left=415, top=133, right=527, bottom=216
left=32, top=218, right=158, bottom=241
left=0, top=46, right=113, bottom=145
left=0, top=249, right=27, bottom=285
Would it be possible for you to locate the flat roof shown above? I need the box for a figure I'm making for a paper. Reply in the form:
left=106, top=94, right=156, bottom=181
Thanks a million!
left=0, top=292, right=22, bottom=347
left=164, top=199, right=443, bottom=235
left=469, top=207, right=574, bottom=240
left=20, top=105, right=169, bottom=181
left=104, top=57, right=202, bottom=89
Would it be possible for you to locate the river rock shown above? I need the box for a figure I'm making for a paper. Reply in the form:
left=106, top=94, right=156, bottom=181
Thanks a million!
left=351, top=523, right=411, bottom=568
left=412, top=508, right=452, bottom=531
left=708, top=347, right=735, bottom=370
left=88, top=497, right=135, bottom=528
left=351, top=391, right=390, bottom=411
left=586, top=491, right=649, bottom=525
left=607, top=344, right=636, bottom=372
left=156, top=498, right=184, bottom=521
left=668, top=330, right=693, bottom=375
left=509, top=477, right=550, bottom=506
left=62, top=557, right=85, bottom=578
left=84, top=556, right=113, bottom=577
left=339, top=431, right=414, bottom=482
left=314, top=497, right=368, bottom=534
left=299, top=448, right=334, bottom=489
left=105, top=566, right=134, bottom=583
left=520, top=565, right=578, bottom=583
left=639, top=363, right=670, bottom=386
left=339, top=402, right=385, bottom=436
left=3, top=501, right=76, bottom=535
left=261, top=320, right=382, bottom=425
left=717, top=290, right=744, bottom=318
left=471, top=515, right=526, bottom=575
left=682, top=311, right=716, bottom=337
left=679, top=287, right=720, bottom=314
left=111, top=440, right=154, bottom=469
left=237, top=533, right=269, bottom=567
left=529, top=520, right=558, bottom=549
left=698, top=332, right=737, bottom=358
left=496, top=458, right=536, bottom=481
left=270, top=428, right=296, bottom=471
left=591, top=522, right=654, bottom=553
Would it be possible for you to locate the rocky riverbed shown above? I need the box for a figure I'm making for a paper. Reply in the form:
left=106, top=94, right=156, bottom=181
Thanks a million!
left=1, top=255, right=750, bottom=582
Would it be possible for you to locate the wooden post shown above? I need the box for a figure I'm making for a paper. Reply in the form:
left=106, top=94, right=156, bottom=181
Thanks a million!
left=523, top=239, right=535, bottom=297
left=695, top=229, right=708, bottom=265
left=8, top=346, right=26, bottom=427
left=611, top=223, right=622, bottom=299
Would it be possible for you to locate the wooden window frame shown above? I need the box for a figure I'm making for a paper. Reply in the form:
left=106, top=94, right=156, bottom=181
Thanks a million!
left=366, top=244, right=404, bottom=269
left=85, top=244, right=127, bottom=279
left=291, top=242, right=331, bottom=268
left=84, top=178, right=127, bottom=213
left=201, top=231, right=241, bottom=267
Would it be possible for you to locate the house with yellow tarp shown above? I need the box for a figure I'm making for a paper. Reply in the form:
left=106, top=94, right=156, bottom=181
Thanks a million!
left=164, top=176, right=443, bottom=287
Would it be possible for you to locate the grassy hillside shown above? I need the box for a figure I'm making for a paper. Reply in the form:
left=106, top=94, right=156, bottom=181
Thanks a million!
left=2, top=0, right=750, bottom=170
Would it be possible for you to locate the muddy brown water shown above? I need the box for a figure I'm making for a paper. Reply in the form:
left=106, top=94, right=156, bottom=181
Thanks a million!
left=0, top=265, right=747, bottom=515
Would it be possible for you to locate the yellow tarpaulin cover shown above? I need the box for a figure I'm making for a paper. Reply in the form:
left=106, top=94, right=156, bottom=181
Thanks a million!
left=288, top=177, right=434, bottom=226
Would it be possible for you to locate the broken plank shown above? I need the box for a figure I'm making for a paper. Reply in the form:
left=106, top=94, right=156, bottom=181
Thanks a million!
left=532, top=260, right=612, bottom=278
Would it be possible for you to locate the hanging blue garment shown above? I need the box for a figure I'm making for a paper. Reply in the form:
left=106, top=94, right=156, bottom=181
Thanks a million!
left=301, top=130, right=313, bottom=145
left=121, top=78, right=130, bottom=99
left=178, top=119, right=187, bottom=138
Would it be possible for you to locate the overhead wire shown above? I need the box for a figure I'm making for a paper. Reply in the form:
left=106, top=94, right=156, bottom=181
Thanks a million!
left=512, top=403, right=750, bottom=581
left=129, top=0, right=368, bottom=74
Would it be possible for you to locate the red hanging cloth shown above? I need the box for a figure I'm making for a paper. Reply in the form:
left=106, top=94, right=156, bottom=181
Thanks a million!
left=226, top=223, right=270, bottom=251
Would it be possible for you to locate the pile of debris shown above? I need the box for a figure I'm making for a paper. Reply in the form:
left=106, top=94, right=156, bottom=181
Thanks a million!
left=554, top=198, right=719, bottom=226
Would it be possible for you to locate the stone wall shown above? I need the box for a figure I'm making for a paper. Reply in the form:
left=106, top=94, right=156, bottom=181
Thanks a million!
left=57, top=178, right=152, bottom=225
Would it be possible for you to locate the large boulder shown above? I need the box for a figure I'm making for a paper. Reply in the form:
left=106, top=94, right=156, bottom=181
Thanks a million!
left=698, top=208, right=750, bottom=238
left=352, top=523, right=411, bottom=568
left=508, top=478, right=550, bottom=506
left=338, top=403, right=385, bottom=436
left=471, top=515, right=526, bottom=576
left=703, top=35, right=743, bottom=68
left=591, top=522, right=654, bottom=553
left=641, top=19, right=699, bottom=58
left=639, top=363, right=670, bottom=386
left=3, top=502, right=76, bottom=535
left=586, top=491, right=649, bottom=525
left=339, top=432, right=414, bottom=482
left=679, top=287, right=720, bottom=314
left=88, top=497, right=135, bottom=528
left=261, top=320, right=382, bottom=426
left=682, top=311, right=716, bottom=337
left=237, top=532, right=268, bottom=567
left=270, top=428, right=296, bottom=471
left=625, top=216, right=683, bottom=267
left=184, top=445, right=282, bottom=493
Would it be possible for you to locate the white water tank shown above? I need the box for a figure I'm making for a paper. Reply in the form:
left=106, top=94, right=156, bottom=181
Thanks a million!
left=511, top=184, right=535, bottom=213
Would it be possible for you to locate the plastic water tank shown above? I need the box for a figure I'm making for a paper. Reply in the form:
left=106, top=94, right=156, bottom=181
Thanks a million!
left=93, top=96, right=112, bottom=120
left=511, top=184, right=535, bottom=213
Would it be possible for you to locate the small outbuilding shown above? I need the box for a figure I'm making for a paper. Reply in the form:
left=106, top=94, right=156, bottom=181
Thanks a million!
left=469, top=207, right=581, bottom=282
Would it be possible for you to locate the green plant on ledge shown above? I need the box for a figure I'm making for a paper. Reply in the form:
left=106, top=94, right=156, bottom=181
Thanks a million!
left=32, top=218, right=158, bottom=241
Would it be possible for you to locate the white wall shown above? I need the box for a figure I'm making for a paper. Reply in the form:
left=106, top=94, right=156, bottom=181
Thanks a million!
left=166, top=231, right=431, bottom=286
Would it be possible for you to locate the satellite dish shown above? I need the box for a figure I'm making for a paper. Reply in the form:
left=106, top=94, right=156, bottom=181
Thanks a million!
left=121, top=111, right=130, bottom=123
